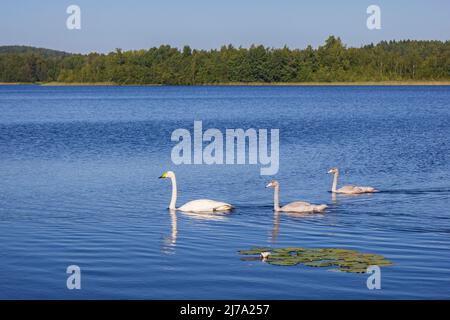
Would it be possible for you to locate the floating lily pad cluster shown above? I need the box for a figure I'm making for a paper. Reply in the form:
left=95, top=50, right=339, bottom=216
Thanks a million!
left=239, top=247, right=393, bottom=273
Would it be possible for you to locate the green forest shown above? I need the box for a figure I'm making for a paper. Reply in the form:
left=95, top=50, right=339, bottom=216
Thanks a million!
left=1, top=36, right=449, bottom=84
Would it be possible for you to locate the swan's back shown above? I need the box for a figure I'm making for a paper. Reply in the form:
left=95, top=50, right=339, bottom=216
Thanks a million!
left=281, top=201, right=327, bottom=213
left=178, top=199, right=233, bottom=213
left=338, top=185, right=376, bottom=194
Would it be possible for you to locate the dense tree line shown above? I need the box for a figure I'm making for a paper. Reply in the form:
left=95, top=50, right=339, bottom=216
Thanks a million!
left=1, top=37, right=449, bottom=84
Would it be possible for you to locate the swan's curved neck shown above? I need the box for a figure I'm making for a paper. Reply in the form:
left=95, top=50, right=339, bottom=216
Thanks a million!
left=273, top=185, right=280, bottom=211
left=169, top=175, right=177, bottom=210
left=332, top=172, right=339, bottom=193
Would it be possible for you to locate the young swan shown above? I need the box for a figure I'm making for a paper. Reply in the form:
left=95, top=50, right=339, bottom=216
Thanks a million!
left=266, top=180, right=327, bottom=213
left=159, top=171, right=233, bottom=213
left=327, top=167, right=377, bottom=194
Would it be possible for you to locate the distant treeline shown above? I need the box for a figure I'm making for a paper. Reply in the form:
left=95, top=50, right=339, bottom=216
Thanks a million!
left=1, top=36, right=449, bottom=84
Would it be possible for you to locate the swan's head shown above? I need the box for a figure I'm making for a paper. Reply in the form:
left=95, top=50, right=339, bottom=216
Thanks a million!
left=159, top=171, right=175, bottom=179
left=265, top=180, right=279, bottom=188
left=328, top=167, right=339, bottom=174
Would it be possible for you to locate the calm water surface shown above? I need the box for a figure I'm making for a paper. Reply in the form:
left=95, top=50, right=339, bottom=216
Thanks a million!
left=0, top=85, right=449, bottom=299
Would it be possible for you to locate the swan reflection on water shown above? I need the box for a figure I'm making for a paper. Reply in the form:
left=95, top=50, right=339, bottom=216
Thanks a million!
left=162, top=209, right=230, bottom=254
left=181, top=211, right=230, bottom=221
left=272, top=211, right=279, bottom=243
left=330, top=191, right=375, bottom=206
left=270, top=210, right=326, bottom=243
left=162, top=210, right=178, bottom=254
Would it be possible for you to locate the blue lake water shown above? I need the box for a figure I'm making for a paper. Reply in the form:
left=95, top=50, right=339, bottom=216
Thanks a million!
left=0, top=85, right=449, bottom=299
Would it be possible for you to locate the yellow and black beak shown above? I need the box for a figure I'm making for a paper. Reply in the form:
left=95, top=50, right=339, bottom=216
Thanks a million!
left=159, top=172, right=168, bottom=179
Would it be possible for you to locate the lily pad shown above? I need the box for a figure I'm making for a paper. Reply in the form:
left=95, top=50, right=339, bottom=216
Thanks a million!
left=238, top=246, right=393, bottom=273
left=238, top=247, right=271, bottom=255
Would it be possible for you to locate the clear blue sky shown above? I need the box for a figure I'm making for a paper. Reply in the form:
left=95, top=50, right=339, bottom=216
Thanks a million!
left=1, top=0, right=449, bottom=53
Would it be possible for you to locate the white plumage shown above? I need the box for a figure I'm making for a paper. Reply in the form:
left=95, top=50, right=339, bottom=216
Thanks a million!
left=178, top=199, right=234, bottom=213
left=159, top=171, right=233, bottom=213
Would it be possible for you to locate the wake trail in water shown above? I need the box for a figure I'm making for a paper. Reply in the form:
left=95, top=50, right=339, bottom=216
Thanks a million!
left=378, top=187, right=450, bottom=195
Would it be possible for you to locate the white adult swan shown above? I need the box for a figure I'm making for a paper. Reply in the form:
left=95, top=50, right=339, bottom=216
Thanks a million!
left=328, top=167, right=377, bottom=194
left=266, top=180, right=327, bottom=213
left=159, top=171, right=234, bottom=213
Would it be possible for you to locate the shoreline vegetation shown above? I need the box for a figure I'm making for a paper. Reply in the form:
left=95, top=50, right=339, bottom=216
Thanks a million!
left=2, top=81, right=450, bottom=86
left=1, top=36, right=449, bottom=85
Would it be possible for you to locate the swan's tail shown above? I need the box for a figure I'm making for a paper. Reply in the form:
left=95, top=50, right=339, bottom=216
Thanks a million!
left=314, top=204, right=328, bottom=212
left=214, top=204, right=234, bottom=212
